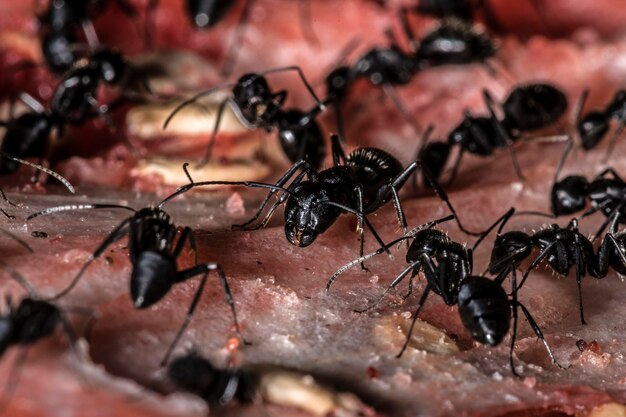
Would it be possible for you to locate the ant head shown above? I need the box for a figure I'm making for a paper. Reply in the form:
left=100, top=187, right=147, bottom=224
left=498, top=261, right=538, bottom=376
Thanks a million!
left=233, top=74, right=276, bottom=121
left=14, top=298, right=61, bottom=344
left=131, top=251, right=176, bottom=309
left=406, top=229, right=448, bottom=262
left=551, top=175, right=589, bottom=216
left=325, top=66, right=352, bottom=101
left=418, top=141, right=451, bottom=182
left=488, top=231, right=532, bottom=275
left=458, top=276, right=510, bottom=346
left=168, top=353, right=218, bottom=397
left=577, top=111, right=609, bottom=150
left=502, top=83, right=568, bottom=132
left=276, top=109, right=326, bottom=169
left=284, top=183, right=341, bottom=247
left=91, top=49, right=126, bottom=84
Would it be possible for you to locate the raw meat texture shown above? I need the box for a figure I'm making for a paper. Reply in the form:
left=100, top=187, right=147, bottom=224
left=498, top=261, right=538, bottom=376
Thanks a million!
left=0, top=1, right=626, bottom=417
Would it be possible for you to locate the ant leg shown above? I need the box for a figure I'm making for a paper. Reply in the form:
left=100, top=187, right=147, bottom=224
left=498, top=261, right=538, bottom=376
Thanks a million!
left=517, top=301, right=568, bottom=370
left=220, top=0, right=255, bottom=77
left=80, top=19, right=100, bottom=48
left=472, top=207, right=516, bottom=251
left=298, top=0, right=319, bottom=45
left=595, top=167, right=625, bottom=182
left=419, top=162, right=482, bottom=236
left=0, top=348, right=29, bottom=414
left=261, top=65, right=324, bottom=107
left=333, top=98, right=348, bottom=144
left=509, top=268, right=521, bottom=377
left=85, top=96, right=141, bottom=158
left=517, top=241, right=557, bottom=291
left=45, top=217, right=132, bottom=301
left=445, top=148, right=464, bottom=186
left=197, top=98, right=229, bottom=166
left=354, top=186, right=370, bottom=271
left=573, top=250, right=587, bottom=325
left=554, top=135, right=574, bottom=182
left=382, top=83, right=422, bottom=138
left=232, top=161, right=314, bottom=229
left=0, top=188, right=17, bottom=209
left=18, top=93, right=45, bottom=114
left=354, top=262, right=420, bottom=313
left=397, top=283, right=433, bottom=358
left=605, top=118, right=626, bottom=163
left=58, top=314, right=90, bottom=384
left=161, top=262, right=245, bottom=366
left=399, top=7, right=418, bottom=50
left=331, top=133, right=348, bottom=166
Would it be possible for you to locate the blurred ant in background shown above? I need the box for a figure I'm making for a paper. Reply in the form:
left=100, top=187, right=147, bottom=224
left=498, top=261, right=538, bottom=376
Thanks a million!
left=164, top=65, right=327, bottom=168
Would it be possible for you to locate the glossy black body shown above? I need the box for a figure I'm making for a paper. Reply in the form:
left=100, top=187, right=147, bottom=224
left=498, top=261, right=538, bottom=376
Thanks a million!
left=284, top=147, right=404, bottom=247
left=420, top=82, right=567, bottom=182
left=551, top=169, right=626, bottom=222
left=576, top=89, right=626, bottom=151
left=406, top=229, right=471, bottom=305
left=501, top=83, right=568, bottom=134
left=168, top=353, right=256, bottom=406
left=457, top=276, right=510, bottom=346
left=128, top=207, right=179, bottom=308
left=0, top=298, right=61, bottom=356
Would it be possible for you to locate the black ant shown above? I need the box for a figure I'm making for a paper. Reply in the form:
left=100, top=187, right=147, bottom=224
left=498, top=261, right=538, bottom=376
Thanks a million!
left=163, top=66, right=327, bottom=169
left=327, top=209, right=565, bottom=376
left=167, top=352, right=256, bottom=406
left=27, top=196, right=246, bottom=366
left=36, top=0, right=156, bottom=73
left=0, top=49, right=147, bottom=173
left=486, top=208, right=606, bottom=326
left=0, top=261, right=95, bottom=412
left=160, top=133, right=481, bottom=269
left=418, top=82, right=568, bottom=184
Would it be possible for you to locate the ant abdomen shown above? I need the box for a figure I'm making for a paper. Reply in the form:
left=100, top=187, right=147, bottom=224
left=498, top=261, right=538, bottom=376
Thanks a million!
left=347, top=148, right=403, bottom=184
left=458, top=276, right=510, bottom=346
left=551, top=176, right=589, bottom=216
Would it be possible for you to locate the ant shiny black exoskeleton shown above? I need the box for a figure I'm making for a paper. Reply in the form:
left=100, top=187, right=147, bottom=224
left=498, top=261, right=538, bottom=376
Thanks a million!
left=163, top=66, right=327, bottom=169
left=167, top=352, right=256, bottom=407
left=27, top=196, right=245, bottom=366
left=565, top=89, right=626, bottom=162
left=327, top=209, right=565, bottom=376
left=485, top=209, right=619, bottom=326
left=37, top=0, right=156, bottom=73
left=0, top=48, right=147, bottom=174
left=160, top=133, right=481, bottom=269
left=0, top=261, right=95, bottom=412
left=418, top=82, right=567, bottom=184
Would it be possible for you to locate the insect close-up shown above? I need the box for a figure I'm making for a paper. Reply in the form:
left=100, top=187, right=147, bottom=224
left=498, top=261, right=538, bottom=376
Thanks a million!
left=0, top=1, right=626, bottom=417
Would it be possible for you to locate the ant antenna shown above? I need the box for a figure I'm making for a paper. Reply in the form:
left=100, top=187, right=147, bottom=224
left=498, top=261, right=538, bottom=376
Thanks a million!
left=220, top=0, right=255, bottom=78
left=0, top=152, right=75, bottom=194
left=325, top=214, right=455, bottom=290
left=0, top=229, right=33, bottom=254
left=158, top=178, right=296, bottom=208
left=27, top=204, right=137, bottom=221
left=163, top=83, right=236, bottom=129
left=471, top=207, right=515, bottom=252
left=0, top=260, right=38, bottom=298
